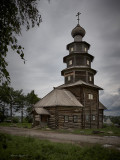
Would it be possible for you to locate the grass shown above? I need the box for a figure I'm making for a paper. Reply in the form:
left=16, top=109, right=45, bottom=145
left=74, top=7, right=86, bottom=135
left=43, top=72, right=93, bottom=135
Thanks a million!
left=72, top=125, right=120, bottom=136
left=0, top=122, right=120, bottom=136
left=0, top=122, right=32, bottom=128
left=0, top=133, right=120, bottom=160
left=41, top=125, right=120, bottom=136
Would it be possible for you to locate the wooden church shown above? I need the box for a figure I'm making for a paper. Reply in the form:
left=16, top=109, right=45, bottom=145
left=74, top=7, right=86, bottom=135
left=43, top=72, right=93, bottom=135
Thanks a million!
left=33, top=13, right=106, bottom=129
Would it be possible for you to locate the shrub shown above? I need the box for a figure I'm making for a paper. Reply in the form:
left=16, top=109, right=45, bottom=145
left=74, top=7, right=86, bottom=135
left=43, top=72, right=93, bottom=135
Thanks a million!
left=12, top=117, right=19, bottom=123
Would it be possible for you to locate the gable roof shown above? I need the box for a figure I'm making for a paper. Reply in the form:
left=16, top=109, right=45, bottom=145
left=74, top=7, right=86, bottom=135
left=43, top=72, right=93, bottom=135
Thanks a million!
left=34, top=88, right=83, bottom=108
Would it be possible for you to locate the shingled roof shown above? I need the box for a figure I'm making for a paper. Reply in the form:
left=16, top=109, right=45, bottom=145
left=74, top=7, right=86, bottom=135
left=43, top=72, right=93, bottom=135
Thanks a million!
left=34, top=88, right=83, bottom=108
left=57, top=80, right=103, bottom=90
left=34, top=108, right=50, bottom=115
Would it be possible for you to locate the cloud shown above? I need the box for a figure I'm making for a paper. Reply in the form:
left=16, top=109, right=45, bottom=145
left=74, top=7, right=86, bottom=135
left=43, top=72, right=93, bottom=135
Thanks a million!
left=100, top=88, right=120, bottom=116
left=6, top=0, right=120, bottom=117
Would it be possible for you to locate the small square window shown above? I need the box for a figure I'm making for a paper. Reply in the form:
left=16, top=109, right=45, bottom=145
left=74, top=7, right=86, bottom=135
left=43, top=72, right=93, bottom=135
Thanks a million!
left=88, top=94, right=93, bottom=100
left=87, top=60, right=90, bottom=65
left=92, top=115, right=95, bottom=121
left=64, top=116, right=69, bottom=122
left=89, top=76, right=92, bottom=81
left=69, top=60, right=72, bottom=65
left=91, top=94, right=93, bottom=99
left=73, top=115, right=78, bottom=123
left=88, top=94, right=91, bottom=99
left=68, top=76, right=71, bottom=81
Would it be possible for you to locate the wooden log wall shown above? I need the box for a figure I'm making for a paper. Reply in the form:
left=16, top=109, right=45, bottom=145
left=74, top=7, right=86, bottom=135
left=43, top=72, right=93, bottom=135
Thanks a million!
left=66, top=86, right=101, bottom=129
left=46, top=107, right=56, bottom=129
left=83, top=87, right=99, bottom=129
left=99, top=109, right=104, bottom=128
left=46, top=106, right=83, bottom=129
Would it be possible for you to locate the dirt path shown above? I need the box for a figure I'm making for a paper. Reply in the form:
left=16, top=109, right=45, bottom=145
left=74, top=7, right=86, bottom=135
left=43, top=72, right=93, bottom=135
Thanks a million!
left=0, top=126, right=120, bottom=147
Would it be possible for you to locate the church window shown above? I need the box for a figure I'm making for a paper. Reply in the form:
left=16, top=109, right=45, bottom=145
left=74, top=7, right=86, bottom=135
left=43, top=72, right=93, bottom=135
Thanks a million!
left=64, top=116, right=69, bottom=122
left=70, top=47, right=74, bottom=52
left=73, top=115, right=78, bottom=123
left=87, top=60, right=90, bottom=65
left=86, top=115, right=89, bottom=121
left=92, top=115, right=95, bottom=121
left=89, top=76, right=92, bottom=81
left=69, top=60, right=72, bottom=65
left=85, top=47, right=87, bottom=52
left=88, top=94, right=93, bottom=100
left=68, top=76, right=71, bottom=81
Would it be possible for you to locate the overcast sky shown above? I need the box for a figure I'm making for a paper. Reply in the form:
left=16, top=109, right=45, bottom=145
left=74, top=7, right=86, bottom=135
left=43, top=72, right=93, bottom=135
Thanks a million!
left=7, top=0, right=120, bottom=116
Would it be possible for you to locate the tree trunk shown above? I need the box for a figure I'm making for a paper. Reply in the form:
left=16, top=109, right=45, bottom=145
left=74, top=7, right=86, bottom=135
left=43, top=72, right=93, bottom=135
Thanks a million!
left=2, top=103, right=5, bottom=120
left=10, top=103, right=12, bottom=121
left=21, top=105, right=23, bottom=123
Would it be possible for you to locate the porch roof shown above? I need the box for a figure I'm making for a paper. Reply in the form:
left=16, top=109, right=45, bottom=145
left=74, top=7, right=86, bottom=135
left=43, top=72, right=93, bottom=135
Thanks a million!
left=35, top=108, right=50, bottom=115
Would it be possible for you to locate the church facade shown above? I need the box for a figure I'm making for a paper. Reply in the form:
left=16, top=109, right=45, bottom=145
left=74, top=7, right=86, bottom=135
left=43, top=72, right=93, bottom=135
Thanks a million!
left=33, top=14, right=106, bottom=129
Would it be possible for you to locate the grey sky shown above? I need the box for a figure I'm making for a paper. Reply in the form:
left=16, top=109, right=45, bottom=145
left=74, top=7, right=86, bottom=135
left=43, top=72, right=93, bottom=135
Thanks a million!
left=7, top=0, right=120, bottom=116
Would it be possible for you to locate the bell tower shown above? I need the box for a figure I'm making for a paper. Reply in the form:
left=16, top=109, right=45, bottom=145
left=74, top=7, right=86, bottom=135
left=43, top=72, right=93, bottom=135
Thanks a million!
left=61, top=12, right=96, bottom=85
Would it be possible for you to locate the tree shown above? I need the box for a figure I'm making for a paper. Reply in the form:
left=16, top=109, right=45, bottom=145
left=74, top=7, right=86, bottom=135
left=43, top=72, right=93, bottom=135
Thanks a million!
left=0, top=0, right=42, bottom=83
left=14, top=90, right=26, bottom=123
left=110, top=116, right=120, bottom=125
left=0, top=84, right=24, bottom=121
left=26, top=90, right=40, bottom=105
left=0, top=83, right=10, bottom=121
left=26, top=90, right=40, bottom=122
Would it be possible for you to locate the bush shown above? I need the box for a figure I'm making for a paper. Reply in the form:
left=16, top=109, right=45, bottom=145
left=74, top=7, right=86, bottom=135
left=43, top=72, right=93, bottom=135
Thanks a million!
left=12, top=117, right=19, bottom=123
left=103, top=124, right=108, bottom=128
left=25, top=116, right=33, bottom=123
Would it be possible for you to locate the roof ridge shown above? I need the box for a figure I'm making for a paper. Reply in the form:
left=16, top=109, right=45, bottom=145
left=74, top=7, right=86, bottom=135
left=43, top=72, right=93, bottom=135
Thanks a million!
left=34, top=89, right=54, bottom=108
left=64, top=90, right=77, bottom=105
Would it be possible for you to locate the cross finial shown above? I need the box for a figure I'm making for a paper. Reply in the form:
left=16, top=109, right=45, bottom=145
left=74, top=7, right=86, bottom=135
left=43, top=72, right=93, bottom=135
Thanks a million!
left=76, top=12, right=81, bottom=24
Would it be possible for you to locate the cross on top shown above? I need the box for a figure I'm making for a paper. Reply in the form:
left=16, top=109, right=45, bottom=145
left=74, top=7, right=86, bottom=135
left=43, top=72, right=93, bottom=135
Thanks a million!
left=76, top=12, right=81, bottom=24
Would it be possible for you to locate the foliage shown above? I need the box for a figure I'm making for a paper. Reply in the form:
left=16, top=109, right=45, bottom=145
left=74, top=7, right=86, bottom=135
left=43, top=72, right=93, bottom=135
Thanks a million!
left=0, top=83, right=10, bottom=121
left=13, top=89, right=26, bottom=123
left=0, top=86, right=27, bottom=121
left=0, top=104, right=8, bottom=122
left=0, top=133, right=120, bottom=160
left=26, top=90, right=40, bottom=106
left=110, top=116, right=120, bottom=125
left=0, top=0, right=42, bottom=83
left=12, top=117, right=19, bottom=123
left=26, top=90, right=40, bottom=122
left=0, top=83, right=10, bottom=104
left=0, top=83, right=40, bottom=122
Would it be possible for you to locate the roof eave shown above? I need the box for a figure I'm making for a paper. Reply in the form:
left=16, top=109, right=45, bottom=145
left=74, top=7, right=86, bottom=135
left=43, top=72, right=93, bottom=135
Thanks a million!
left=63, top=53, right=94, bottom=63
left=66, top=41, right=90, bottom=50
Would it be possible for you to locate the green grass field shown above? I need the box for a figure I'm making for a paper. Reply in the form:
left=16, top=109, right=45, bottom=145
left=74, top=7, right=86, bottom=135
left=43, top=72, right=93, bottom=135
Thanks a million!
left=0, top=133, right=120, bottom=160
left=42, top=125, right=120, bottom=136
left=0, top=122, right=32, bottom=128
left=70, top=125, right=120, bottom=136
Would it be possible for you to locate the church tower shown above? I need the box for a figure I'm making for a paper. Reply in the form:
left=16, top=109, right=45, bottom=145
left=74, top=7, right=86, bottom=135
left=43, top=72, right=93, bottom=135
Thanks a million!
left=61, top=12, right=96, bottom=85
left=60, top=13, right=105, bottom=129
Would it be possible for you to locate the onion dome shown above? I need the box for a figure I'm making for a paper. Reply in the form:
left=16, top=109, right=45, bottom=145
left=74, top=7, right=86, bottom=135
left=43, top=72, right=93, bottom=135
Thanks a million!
left=71, top=24, right=86, bottom=38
